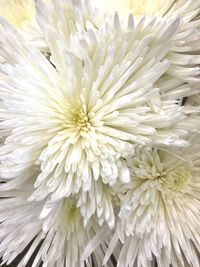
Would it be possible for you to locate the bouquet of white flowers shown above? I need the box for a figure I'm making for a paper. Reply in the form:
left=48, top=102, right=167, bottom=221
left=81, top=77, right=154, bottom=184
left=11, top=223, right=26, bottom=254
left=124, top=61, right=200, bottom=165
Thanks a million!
left=0, top=1, right=200, bottom=267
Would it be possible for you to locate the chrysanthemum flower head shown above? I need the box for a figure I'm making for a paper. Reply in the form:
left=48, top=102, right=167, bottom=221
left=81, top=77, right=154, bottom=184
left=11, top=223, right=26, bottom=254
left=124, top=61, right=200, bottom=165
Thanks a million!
left=0, top=0, right=35, bottom=29
left=95, top=0, right=167, bottom=16
left=93, top=0, right=200, bottom=85
left=0, top=188, right=112, bottom=267
left=106, top=139, right=200, bottom=267
left=0, top=12, right=199, bottom=207
left=0, top=0, right=53, bottom=50
left=95, top=0, right=200, bottom=17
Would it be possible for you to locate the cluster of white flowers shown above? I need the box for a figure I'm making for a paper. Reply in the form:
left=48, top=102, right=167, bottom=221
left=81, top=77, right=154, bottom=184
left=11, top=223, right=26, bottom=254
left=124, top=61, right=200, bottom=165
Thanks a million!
left=0, top=0, right=200, bottom=267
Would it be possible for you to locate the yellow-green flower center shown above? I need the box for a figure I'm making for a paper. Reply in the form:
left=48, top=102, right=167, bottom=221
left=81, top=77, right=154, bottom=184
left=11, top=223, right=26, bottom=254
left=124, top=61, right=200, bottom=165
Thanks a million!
left=161, top=166, right=191, bottom=192
left=0, top=0, right=35, bottom=29
left=72, top=109, right=91, bottom=133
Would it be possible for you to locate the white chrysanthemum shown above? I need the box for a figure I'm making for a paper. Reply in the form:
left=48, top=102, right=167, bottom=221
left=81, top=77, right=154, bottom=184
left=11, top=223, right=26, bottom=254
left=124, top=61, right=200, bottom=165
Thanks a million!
left=0, top=0, right=36, bottom=28
left=37, top=0, right=200, bottom=90
left=103, top=140, right=200, bottom=267
left=0, top=14, right=199, bottom=204
left=35, top=0, right=111, bottom=67
left=77, top=179, right=117, bottom=228
left=35, top=0, right=105, bottom=46
left=94, top=0, right=169, bottom=16
left=95, top=0, right=200, bottom=17
left=0, top=0, right=52, bottom=51
left=92, top=0, right=200, bottom=85
left=0, top=188, right=113, bottom=267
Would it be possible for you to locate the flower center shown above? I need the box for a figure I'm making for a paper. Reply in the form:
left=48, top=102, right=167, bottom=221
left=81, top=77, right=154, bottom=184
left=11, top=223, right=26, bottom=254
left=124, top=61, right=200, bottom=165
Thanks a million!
left=72, top=109, right=91, bottom=133
left=128, top=150, right=191, bottom=193
left=1, top=0, right=35, bottom=28
left=161, top=166, right=191, bottom=192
